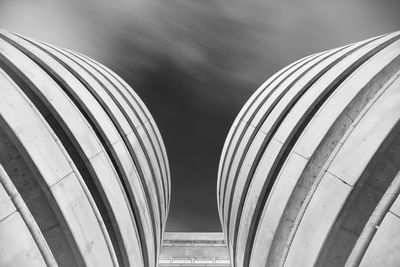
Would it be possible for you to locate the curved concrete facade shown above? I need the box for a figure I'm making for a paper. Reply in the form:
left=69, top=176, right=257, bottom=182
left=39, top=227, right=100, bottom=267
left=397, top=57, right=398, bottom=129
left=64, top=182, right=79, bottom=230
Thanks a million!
left=0, top=31, right=170, bottom=267
left=218, top=31, right=400, bottom=267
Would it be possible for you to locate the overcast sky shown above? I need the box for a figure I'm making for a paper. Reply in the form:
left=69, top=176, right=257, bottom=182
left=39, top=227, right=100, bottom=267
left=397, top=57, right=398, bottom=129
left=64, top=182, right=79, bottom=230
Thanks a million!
left=1, top=0, right=399, bottom=232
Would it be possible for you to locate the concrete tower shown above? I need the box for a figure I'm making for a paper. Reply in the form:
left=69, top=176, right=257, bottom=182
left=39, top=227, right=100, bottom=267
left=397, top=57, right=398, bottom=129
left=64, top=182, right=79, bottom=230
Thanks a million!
left=218, top=31, right=400, bottom=266
left=0, top=31, right=170, bottom=267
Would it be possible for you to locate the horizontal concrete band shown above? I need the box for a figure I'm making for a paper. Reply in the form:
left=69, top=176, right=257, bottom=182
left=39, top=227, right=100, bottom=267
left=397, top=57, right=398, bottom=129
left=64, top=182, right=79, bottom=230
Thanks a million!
left=0, top=31, right=170, bottom=267
left=160, top=232, right=230, bottom=267
left=217, top=31, right=400, bottom=267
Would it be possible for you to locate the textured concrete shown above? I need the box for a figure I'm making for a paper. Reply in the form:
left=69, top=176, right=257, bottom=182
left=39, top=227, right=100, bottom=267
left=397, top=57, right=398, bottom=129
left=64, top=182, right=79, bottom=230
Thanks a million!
left=0, top=164, right=54, bottom=267
left=218, top=31, right=400, bottom=266
left=159, top=232, right=230, bottom=267
left=0, top=30, right=170, bottom=267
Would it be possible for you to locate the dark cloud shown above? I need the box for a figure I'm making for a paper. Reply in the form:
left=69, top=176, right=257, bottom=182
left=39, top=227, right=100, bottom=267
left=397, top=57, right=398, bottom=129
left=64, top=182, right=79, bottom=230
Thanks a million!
left=1, top=0, right=399, bottom=231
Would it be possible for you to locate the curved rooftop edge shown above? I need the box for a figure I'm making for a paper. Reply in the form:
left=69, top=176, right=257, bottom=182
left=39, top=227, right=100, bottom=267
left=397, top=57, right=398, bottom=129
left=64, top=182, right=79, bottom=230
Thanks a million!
left=0, top=30, right=170, bottom=267
left=217, top=31, right=400, bottom=267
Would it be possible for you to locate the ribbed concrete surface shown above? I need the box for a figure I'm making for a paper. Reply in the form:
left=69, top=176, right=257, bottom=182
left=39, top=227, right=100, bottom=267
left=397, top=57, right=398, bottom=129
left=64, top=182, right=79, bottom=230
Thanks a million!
left=0, top=30, right=170, bottom=267
left=217, top=31, right=400, bottom=267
